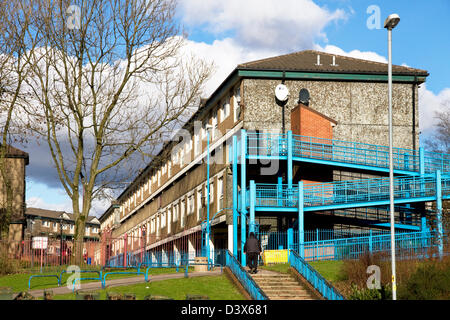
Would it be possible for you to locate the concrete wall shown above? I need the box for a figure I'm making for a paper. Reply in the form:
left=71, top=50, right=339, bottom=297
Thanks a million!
left=0, top=157, right=26, bottom=240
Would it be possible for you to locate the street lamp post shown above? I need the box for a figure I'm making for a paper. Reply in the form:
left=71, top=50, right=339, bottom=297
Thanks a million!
left=205, top=124, right=213, bottom=270
left=384, top=13, right=400, bottom=301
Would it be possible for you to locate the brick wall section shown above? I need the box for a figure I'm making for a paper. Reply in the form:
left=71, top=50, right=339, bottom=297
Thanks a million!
left=290, top=103, right=336, bottom=140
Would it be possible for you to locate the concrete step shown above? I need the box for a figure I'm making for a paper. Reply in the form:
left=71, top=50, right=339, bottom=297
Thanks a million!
left=270, top=296, right=316, bottom=300
left=255, top=282, right=305, bottom=287
left=249, top=269, right=319, bottom=300
left=258, top=283, right=303, bottom=289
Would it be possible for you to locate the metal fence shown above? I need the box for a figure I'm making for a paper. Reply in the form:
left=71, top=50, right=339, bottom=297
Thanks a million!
left=0, top=238, right=102, bottom=273
left=257, top=228, right=445, bottom=262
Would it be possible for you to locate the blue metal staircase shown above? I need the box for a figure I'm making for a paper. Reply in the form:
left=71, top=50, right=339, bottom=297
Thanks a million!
left=245, top=174, right=449, bottom=212
left=230, top=130, right=448, bottom=265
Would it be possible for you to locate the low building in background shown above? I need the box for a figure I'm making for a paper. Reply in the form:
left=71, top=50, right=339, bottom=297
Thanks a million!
left=24, top=207, right=100, bottom=241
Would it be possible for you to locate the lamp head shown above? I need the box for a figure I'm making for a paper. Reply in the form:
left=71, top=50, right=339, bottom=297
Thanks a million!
left=384, top=14, right=400, bottom=29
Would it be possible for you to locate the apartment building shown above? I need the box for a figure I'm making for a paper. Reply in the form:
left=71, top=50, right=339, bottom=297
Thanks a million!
left=99, top=50, right=429, bottom=261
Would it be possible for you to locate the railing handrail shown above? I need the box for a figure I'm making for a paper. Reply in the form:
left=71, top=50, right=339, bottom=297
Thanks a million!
left=245, top=132, right=450, bottom=173
left=224, top=250, right=268, bottom=300
left=289, top=250, right=345, bottom=300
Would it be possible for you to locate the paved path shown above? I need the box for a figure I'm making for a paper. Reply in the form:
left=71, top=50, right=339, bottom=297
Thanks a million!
left=28, top=269, right=222, bottom=297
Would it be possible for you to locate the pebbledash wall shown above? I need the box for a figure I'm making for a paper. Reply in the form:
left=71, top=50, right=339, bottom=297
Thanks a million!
left=99, top=50, right=427, bottom=259
left=243, top=79, right=419, bottom=150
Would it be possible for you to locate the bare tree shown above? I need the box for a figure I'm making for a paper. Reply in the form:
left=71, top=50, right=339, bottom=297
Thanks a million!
left=15, top=0, right=212, bottom=263
left=0, top=1, right=40, bottom=239
left=426, top=100, right=450, bottom=154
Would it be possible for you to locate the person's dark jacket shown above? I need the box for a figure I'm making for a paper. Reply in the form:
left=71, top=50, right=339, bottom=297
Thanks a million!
left=244, top=236, right=262, bottom=254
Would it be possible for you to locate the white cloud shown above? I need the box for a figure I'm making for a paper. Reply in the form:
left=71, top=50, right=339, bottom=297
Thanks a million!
left=27, top=196, right=73, bottom=213
left=314, top=44, right=387, bottom=63
left=418, top=84, right=450, bottom=132
left=182, top=37, right=282, bottom=96
left=179, top=0, right=348, bottom=51
left=26, top=195, right=109, bottom=218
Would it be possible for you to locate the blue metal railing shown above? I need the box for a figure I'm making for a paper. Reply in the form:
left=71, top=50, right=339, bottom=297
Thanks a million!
left=225, top=250, right=268, bottom=300
left=288, top=250, right=345, bottom=300
left=245, top=132, right=450, bottom=174
left=245, top=175, right=450, bottom=210
left=257, top=229, right=440, bottom=261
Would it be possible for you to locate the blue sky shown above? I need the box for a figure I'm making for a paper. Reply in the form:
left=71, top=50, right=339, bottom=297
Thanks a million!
left=25, top=0, right=450, bottom=216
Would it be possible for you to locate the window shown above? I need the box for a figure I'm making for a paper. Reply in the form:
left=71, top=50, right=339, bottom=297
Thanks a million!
left=221, top=98, right=230, bottom=122
left=181, top=199, right=186, bottom=227
left=156, top=215, right=160, bottom=237
left=151, top=218, right=155, bottom=233
left=179, top=148, right=184, bottom=167
left=161, top=211, right=166, bottom=228
left=186, top=137, right=192, bottom=153
left=218, top=177, right=224, bottom=210
left=173, top=203, right=178, bottom=222
left=167, top=208, right=172, bottom=234
left=168, top=161, right=171, bottom=177
left=202, top=121, right=207, bottom=139
left=209, top=181, right=214, bottom=203
left=172, top=149, right=179, bottom=165
left=194, top=133, right=200, bottom=156
left=212, top=111, right=218, bottom=140
left=234, top=86, right=241, bottom=122
left=188, top=194, right=194, bottom=215
left=197, top=188, right=203, bottom=221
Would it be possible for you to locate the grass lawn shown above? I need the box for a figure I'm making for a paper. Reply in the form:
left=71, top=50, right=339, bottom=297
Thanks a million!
left=308, top=260, right=346, bottom=282
left=0, top=267, right=193, bottom=293
left=42, top=275, right=245, bottom=300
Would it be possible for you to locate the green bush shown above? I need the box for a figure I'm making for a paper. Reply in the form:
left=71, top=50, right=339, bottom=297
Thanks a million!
left=398, top=262, right=450, bottom=300
left=348, top=283, right=392, bottom=300
left=0, top=254, right=21, bottom=275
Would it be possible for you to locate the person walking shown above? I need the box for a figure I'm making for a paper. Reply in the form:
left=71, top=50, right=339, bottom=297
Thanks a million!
left=244, top=232, right=262, bottom=274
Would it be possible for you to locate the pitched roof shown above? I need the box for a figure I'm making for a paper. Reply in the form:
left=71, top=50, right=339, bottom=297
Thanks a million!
left=26, top=207, right=100, bottom=225
left=237, top=50, right=429, bottom=76
left=1, top=144, right=29, bottom=164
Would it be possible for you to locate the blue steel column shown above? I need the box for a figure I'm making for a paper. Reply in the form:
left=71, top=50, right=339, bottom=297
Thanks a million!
left=249, top=180, right=256, bottom=234
left=287, top=131, right=293, bottom=189
left=419, top=147, right=427, bottom=243
left=277, top=176, right=283, bottom=207
left=240, top=130, right=247, bottom=266
left=419, top=147, right=425, bottom=175
left=298, top=181, right=304, bottom=259
left=287, top=228, right=293, bottom=250
left=436, top=170, right=443, bottom=258
left=232, top=136, right=238, bottom=256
